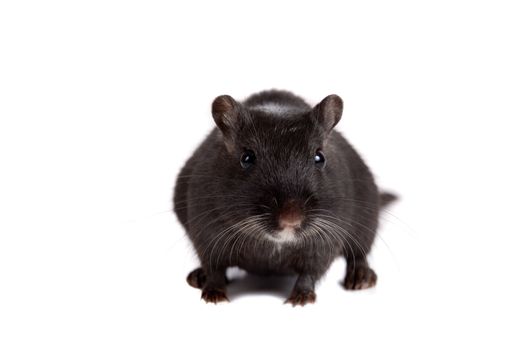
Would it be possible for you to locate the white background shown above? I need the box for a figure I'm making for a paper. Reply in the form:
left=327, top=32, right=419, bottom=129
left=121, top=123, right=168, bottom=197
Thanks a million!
left=1, top=0, right=524, bottom=349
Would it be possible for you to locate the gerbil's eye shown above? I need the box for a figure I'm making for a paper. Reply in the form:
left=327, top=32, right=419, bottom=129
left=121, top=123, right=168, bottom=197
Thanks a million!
left=314, top=150, right=326, bottom=169
left=240, top=150, right=256, bottom=169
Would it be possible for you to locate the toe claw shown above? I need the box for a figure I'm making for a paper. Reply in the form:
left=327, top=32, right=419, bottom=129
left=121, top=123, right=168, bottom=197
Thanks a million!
left=285, top=290, right=316, bottom=306
left=343, top=265, right=377, bottom=290
left=201, top=288, right=229, bottom=304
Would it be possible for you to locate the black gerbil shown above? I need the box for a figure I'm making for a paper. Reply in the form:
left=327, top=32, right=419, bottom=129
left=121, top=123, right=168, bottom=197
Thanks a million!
left=174, top=90, right=396, bottom=306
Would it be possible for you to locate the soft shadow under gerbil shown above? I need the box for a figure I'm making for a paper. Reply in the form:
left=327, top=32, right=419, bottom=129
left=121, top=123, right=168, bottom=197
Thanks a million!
left=226, top=267, right=297, bottom=301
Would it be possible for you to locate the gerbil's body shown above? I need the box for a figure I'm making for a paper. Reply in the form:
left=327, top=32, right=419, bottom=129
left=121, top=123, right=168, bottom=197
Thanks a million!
left=174, top=90, right=394, bottom=305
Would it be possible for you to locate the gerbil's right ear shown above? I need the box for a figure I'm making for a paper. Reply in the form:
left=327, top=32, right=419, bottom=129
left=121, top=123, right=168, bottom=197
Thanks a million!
left=212, top=95, right=241, bottom=152
left=312, top=94, right=343, bottom=136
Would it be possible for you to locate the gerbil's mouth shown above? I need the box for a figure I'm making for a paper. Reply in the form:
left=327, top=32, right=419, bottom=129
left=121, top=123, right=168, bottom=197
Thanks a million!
left=266, top=227, right=298, bottom=244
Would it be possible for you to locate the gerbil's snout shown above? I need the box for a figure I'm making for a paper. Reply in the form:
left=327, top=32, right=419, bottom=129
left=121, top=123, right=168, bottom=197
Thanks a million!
left=278, top=199, right=304, bottom=230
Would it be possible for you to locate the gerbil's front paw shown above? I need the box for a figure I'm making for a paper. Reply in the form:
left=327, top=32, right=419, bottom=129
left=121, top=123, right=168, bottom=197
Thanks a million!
left=201, top=288, right=229, bottom=304
left=285, top=290, right=316, bottom=307
left=343, top=265, right=377, bottom=290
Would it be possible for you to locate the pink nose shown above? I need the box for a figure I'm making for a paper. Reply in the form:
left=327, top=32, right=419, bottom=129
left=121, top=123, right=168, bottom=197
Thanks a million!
left=278, top=199, right=304, bottom=229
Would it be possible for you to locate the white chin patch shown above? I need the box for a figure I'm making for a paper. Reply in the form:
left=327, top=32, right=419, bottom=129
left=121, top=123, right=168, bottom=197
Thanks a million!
left=266, top=227, right=297, bottom=244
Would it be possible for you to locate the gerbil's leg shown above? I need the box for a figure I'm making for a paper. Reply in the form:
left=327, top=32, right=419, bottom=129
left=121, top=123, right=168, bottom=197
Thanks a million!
left=342, top=203, right=379, bottom=290
left=285, top=274, right=317, bottom=306
left=343, top=258, right=377, bottom=290
left=200, top=267, right=229, bottom=303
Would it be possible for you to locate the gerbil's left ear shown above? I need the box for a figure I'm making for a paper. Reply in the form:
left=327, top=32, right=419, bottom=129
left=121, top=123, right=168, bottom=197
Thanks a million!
left=313, top=94, right=343, bottom=135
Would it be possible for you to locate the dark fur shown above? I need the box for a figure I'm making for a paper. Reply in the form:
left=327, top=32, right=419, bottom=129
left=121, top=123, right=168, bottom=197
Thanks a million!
left=174, top=90, right=393, bottom=305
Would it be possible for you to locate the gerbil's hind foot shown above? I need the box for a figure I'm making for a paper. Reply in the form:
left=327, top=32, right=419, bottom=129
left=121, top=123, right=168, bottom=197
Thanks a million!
left=343, top=264, right=377, bottom=290
left=201, top=288, right=229, bottom=304
left=187, top=267, right=206, bottom=289
left=285, top=290, right=316, bottom=307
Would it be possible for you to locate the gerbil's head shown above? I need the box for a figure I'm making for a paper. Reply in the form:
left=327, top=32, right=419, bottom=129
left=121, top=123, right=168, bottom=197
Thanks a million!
left=211, top=93, right=344, bottom=244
